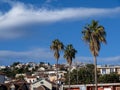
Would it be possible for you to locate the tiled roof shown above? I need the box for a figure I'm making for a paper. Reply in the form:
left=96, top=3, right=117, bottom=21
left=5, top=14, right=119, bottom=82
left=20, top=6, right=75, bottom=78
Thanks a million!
left=0, top=79, right=29, bottom=90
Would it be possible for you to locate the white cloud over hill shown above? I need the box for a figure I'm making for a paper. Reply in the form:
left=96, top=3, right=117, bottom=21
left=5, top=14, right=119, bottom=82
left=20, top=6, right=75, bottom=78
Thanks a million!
left=0, top=4, right=120, bottom=29
left=0, top=1, right=120, bottom=39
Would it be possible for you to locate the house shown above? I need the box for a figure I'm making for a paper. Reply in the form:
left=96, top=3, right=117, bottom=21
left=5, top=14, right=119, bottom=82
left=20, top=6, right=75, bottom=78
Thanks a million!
left=46, top=70, right=67, bottom=84
left=0, top=80, right=29, bottom=90
left=30, top=78, right=56, bottom=90
left=48, top=73, right=56, bottom=82
left=97, top=65, right=120, bottom=75
left=52, top=64, right=62, bottom=70
left=38, top=67, right=45, bottom=71
left=115, top=66, right=120, bottom=75
left=15, top=73, right=26, bottom=78
left=0, top=73, right=6, bottom=83
left=0, top=66, right=6, bottom=70
left=32, top=85, right=50, bottom=90
left=70, top=66, right=77, bottom=72
left=24, top=75, right=37, bottom=83
left=15, top=63, right=23, bottom=69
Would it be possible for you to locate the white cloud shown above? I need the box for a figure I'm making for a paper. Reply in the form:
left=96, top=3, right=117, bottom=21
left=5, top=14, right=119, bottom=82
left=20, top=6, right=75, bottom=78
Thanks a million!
left=0, top=48, right=54, bottom=65
left=98, top=56, right=120, bottom=64
left=0, top=48, right=53, bottom=59
left=0, top=2, right=120, bottom=39
left=0, top=3, right=120, bottom=29
left=0, top=48, right=120, bottom=65
left=0, top=30, right=24, bottom=39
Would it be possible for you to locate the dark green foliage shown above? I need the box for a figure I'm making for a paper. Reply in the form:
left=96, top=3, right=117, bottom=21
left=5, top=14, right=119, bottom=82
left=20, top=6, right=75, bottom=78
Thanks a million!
left=64, top=64, right=120, bottom=84
left=98, top=73, right=120, bottom=83
left=82, top=20, right=106, bottom=57
left=11, top=62, right=21, bottom=67
left=0, top=63, right=33, bottom=78
left=64, top=44, right=77, bottom=65
left=40, top=62, right=45, bottom=65
left=65, top=64, right=94, bottom=84
left=0, top=68, right=16, bottom=78
left=50, top=39, right=64, bottom=60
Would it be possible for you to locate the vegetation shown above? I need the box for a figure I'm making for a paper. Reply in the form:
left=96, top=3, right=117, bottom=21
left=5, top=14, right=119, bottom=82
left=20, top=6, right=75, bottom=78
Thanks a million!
left=0, top=62, right=34, bottom=78
left=82, top=20, right=106, bottom=90
left=65, top=64, right=120, bottom=84
left=64, top=64, right=93, bottom=84
left=11, top=62, right=21, bottom=67
left=50, top=39, right=64, bottom=89
left=98, top=73, right=120, bottom=83
left=64, top=44, right=77, bottom=89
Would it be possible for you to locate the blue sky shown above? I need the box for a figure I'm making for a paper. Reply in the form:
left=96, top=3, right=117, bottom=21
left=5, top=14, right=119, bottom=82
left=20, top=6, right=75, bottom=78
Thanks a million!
left=0, top=0, right=120, bottom=66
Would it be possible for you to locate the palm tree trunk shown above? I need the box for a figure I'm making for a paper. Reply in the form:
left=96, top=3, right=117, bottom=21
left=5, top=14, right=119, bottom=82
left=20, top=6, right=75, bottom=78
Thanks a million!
left=69, top=64, right=71, bottom=90
left=94, top=56, right=97, bottom=90
left=77, top=68, right=78, bottom=84
left=56, top=59, right=58, bottom=90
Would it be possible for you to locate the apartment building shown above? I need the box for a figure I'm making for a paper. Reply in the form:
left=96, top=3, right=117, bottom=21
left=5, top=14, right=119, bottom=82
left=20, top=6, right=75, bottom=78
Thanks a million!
left=97, top=65, right=120, bottom=75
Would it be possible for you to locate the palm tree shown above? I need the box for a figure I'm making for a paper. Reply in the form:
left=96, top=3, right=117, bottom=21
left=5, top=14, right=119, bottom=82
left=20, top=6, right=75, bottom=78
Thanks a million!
left=50, top=39, right=64, bottom=90
left=82, top=20, right=106, bottom=90
left=64, top=44, right=77, bottom=90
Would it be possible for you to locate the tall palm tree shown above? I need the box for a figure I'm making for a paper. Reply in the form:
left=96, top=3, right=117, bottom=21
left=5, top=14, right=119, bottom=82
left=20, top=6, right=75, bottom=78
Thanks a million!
left=82, top=20, right=106, bottom=90
left=64, top=44, right=77, bottom=90
left=50, top=39, right=64, bottom=90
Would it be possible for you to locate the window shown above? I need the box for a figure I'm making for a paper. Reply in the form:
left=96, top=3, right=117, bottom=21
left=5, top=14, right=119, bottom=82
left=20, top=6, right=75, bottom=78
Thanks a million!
left=110, top=68, right=114, bottom=73
left=102, top=68, right=106, bottom=74
left=40, top=81, right=44, bottom=84
left=11, top=88, right=15, bottom=90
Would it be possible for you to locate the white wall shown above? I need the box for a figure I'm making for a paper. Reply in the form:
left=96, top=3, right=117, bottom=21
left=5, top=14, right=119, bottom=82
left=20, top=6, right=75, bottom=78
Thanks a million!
left=30, top=79, right=52, bottom=90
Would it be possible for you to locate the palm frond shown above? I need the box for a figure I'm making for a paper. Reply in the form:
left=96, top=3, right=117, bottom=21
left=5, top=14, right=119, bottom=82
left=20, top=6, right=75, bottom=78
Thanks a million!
left=64, top=44, right=77, bottom=65
left=82, top=20, right=106, bottom=57
left=50, top=39, right=64, bottom=60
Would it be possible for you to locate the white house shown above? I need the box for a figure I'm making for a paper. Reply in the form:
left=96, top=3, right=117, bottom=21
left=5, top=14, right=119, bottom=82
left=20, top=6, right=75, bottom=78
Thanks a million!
left=15, top=73, right=26, bottom=78
left=30, top=79, right=53, bottom=90
left=24, top=76, right=37, bottom=83
left=38, top=67, right=45, bottom=71
left=97, top=65, right=120, bottom=75
left=0, top=66, right=6, bottom=70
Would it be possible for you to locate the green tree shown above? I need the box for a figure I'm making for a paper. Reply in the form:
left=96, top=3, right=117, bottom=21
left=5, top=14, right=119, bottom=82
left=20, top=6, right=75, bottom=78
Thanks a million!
left=1, top=68, right=16, bottom=78
left=98, top=73, right=120, bottom=83
left=11, top=62, right=20, bottom=67
left=64, top=44, right=77, bottom=89
left=50, top=39, right=64, bottom=90
left=39, top=62, right=45, bottom=67
left=64, top=64, right=94, bottom=85
left=82, top=20, right=106, bottom=90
